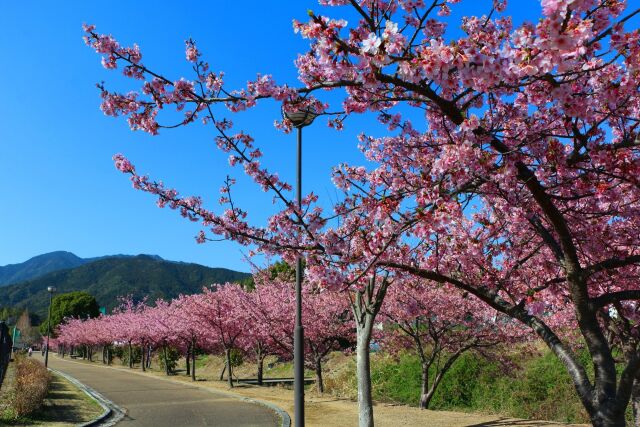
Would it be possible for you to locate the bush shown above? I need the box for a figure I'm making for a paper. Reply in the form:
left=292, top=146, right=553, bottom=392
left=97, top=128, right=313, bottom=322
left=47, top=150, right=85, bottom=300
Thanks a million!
left=360, top=349, right=592, bottom=423
left=158, top=346, right=181, bottom=373
left=114, top=345, right=141, bottom=366
left=9, top=357, right=51, bottom=418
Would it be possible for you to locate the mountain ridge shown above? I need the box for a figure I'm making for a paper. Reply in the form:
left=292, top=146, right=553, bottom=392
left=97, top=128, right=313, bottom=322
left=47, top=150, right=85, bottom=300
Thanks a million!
left=0, top=252, right=251, bottom=318
left=0, top=251, right=88, bottom=287
left=0, top=251, right=225, bottom=287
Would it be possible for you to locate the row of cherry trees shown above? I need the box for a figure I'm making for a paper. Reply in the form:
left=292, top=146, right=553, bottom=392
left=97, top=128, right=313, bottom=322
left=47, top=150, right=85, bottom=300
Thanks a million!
left=53, top=280, right=354, bottom=392
left=52, top=272, right=521, bottom=406
left=82, top=0, right=640, bottom=425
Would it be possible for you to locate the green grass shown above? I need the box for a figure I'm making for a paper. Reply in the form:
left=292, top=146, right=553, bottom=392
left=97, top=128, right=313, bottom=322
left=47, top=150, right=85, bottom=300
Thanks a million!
left=360, top=349, right=594, bottom=423
left=194, top=354, right=210, bottom=370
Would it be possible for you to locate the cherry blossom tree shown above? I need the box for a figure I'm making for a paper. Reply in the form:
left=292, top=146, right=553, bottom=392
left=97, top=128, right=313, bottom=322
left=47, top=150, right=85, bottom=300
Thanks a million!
left=235, top=281, right=285, bottom=386
left=380, top=279, right=528, bottom=409
left=188, top=284, right=247, bottom=387
left=83, top=1, right=640, bottom=425
left=170, top=294, right=207, bottom=381
left=245, top=275, right=355, bottom=393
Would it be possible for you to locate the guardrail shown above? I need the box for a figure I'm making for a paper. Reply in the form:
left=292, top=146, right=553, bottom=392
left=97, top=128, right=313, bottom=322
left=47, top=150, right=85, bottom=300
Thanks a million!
left=0, top=321, right=13, bottom=390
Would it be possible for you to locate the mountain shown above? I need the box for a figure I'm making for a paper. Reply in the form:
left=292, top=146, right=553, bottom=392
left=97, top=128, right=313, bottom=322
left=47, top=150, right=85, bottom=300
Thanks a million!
left=0, top=255, right=250, bottom=318
left=0, top=251, right=88, bottom=287
left=0, top=251, right=167, bottom=287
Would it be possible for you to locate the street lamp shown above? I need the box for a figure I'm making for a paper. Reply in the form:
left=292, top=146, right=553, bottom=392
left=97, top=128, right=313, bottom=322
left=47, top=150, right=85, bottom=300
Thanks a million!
left=282, top=104, right=317, bottom=427
left=45, top=286, right=56, bottom=368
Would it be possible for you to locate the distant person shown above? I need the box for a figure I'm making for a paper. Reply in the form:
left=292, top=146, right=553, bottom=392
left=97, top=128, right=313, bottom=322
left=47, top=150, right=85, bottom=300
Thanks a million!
left=28, top=347, right=32, bottom=357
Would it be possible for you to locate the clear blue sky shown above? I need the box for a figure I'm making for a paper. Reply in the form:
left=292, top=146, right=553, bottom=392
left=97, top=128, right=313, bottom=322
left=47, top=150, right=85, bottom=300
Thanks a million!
left=0, top=1, right=555, bottom=271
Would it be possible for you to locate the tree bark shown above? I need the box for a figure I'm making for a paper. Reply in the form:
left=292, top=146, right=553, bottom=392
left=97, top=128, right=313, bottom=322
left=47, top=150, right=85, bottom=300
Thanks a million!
left=191, top=340, right=196, bottom=382
left=351, top=276, right=387, bottom=427
left=633, top=377, right=640, bottom=427
left=186, top=346, right=191, bottom=376
left=141, top=344, right=146, bottom=372
left=315, top=358, right=324, bottom=394
left=257, top=352, right=265, bottom=386
left=420, top=361, right=430, bottom=409
left=589, top=412, right=626, bottom=427
left=225, top=348, right=234, bottom=388
left=128, top=341, right=133, bottom=368
left=219, top=363, right=226, bottom=381
left=163, top=345, right=170, bottom=375
left=356, top=319, right=374, bottom=427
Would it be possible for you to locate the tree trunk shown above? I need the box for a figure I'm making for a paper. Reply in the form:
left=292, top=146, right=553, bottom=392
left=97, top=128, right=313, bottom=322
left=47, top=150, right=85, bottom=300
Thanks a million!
left=257, top=354, right=265, bottom=386
left=186, top=346, right=191, bottom=376
left=107, top=346, right=111, bottom=365
left=315, top=359, right=324, bottom=394
left=356, top=319, right=374, bottom=427
left=633, top=377, right=640, bottom=427
left=225, top=348, right=234, bottom=388
left=256, top=344, right=264, bottom=385
left=219, top=363, right=226, bottom=381
left=422, top=370, right=446, bottom=410
left=421, top=347, right=466, bottom=410
left=589, top=411, right=626, bottom=427
left=163, top=345, right=170, bottom=375
left=420, top=361, right=430, bottom=409
left=191, top=341, right=196, bottom=382
left=141, top=344, right=146, bottom=372
left=147, top=347, right=152, bottom=369
left=128, top=341, right=133, bottom=368
left=351, top=278, right=387, bottom=427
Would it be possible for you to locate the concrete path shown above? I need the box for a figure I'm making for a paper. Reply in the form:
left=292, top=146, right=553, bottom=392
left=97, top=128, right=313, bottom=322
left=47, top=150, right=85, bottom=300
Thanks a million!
left=41, top=355, right=279, bottom=427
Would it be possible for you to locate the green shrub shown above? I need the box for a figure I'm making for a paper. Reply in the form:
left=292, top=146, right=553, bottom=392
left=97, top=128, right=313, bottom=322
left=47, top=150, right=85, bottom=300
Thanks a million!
left=158, top=346, right=181, bottom=373
left=114, top=345, right=141, bottom=366
left=370, top=353, right=422, bottom=405
left=361, top=348, right=593, bottom=423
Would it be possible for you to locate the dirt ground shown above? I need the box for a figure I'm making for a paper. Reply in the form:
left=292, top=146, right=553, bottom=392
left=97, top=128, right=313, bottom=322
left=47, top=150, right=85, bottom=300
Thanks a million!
left=56, top=355, right=588, bottom=427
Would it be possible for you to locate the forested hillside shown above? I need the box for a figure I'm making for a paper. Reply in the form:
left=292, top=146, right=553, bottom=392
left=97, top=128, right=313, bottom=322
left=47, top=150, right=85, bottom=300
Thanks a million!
left=0, top=255, right=249, bottom=317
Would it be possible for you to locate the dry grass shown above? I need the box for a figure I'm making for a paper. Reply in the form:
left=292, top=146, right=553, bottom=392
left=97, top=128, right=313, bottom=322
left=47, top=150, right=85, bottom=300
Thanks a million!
left=9, top=357, right=51, bottom=418
left=23, top=372, right=104, bottom=427
left=0, top=357, right=102, bottom=426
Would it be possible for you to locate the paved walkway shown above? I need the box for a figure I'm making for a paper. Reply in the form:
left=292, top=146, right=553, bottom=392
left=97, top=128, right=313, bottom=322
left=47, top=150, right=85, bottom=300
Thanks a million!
left=41, top=355, right=279, bottom=427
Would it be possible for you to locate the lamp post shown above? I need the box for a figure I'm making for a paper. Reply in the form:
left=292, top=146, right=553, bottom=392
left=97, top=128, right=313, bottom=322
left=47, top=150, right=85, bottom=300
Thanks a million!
left=282, top=105, right=317, bottom=427
left=44, top=286, right=56, bottom=367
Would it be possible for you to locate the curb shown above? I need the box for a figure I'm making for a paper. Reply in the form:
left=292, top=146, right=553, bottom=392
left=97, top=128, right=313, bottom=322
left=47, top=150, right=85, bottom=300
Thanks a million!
left=239, top=395, right=291, bottom=427
left=49, top=358, right=290, bottom=427
left=48, top=368, right=126, bottom=427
